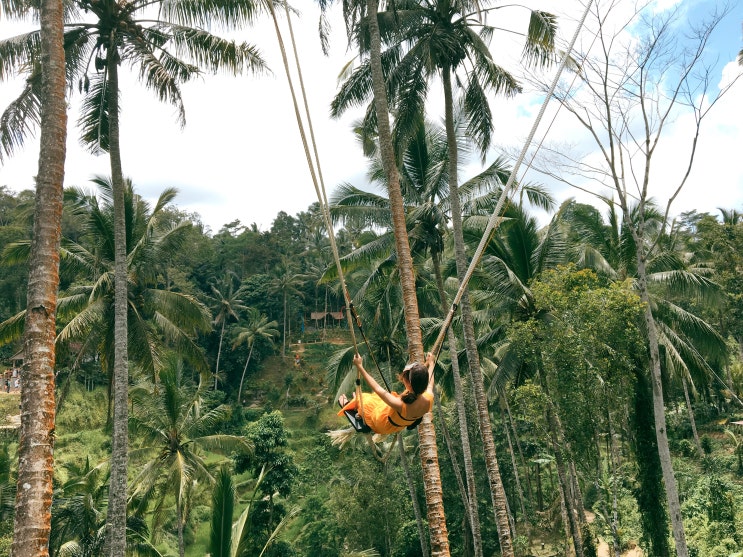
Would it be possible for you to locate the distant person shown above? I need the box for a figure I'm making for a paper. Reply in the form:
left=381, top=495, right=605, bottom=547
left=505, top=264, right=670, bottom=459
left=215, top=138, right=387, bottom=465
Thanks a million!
left=294, top=353, right=301, bottom=368
left=4, top=379, right=9, bottom=393
left=337, top=352, right=435, bottom=435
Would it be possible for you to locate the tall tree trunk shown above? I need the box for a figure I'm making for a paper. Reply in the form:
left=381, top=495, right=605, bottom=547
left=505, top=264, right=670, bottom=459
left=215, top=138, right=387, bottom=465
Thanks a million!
left=605, top=401, right=621, bottom=557
left=398, top=435, right=430, bottom=557
left=104, top=47, right=129, bottom=557
left=681, top=376, right=702, bottom=456
left=632, top=222, right=689, bottom=557
left=177, top=499, right=185, bottom=557
left=432, top=255, right=483, bottom=557
left=237, top=344, right=254, bottom=404
left=214, top=319, right=225, bottom=390
left=556, top=474, right=573, bottom=557
left=433, top=392, right=473, bottom=547
left=12, top=0, right=66, bottom=551
left=503, top=393, right=534, bottom=505
left=535, top=462, right=543, bottom=512
left=547, top=405, right=583, bottom=557
left=282, top=292, right=287, bottom=357
left=501, top=405, right=527, bottom=521
left=365, top=1, right=449, bottom=554
left=441, top=65, right=513, bottom=556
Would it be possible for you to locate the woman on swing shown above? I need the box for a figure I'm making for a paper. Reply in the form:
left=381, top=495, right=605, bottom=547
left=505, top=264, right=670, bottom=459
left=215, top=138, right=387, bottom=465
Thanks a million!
left=337, top=352, right=436, bottom=435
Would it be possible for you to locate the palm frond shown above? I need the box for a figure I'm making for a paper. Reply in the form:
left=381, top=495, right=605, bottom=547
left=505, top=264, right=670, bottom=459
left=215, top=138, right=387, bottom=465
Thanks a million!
left=330, top=59, right=373, bottom=117
left=521, top=10, right=558, bottom=69
left=122, top=36, right=189, bottom=127
left=193, top=434, right=252, bottom=455
left=0, top=70, right=41, bottom=161
left=647, top=268, right=723, bottom=304
left=158, top=0, right=265, bottom=29
left=0, top=310, right=25, bottom=346
left=210, top=467, right=234, bottom=557
left=325, top=344, right=358, bottom=398
left=165, top=25, right=267, bottom=75
left=0, top=31, right=40, bottom=79
left=78, top=72, right=110, bottom=154
left=258, top=506, right=300, bottom=557
left=1, top=240, right=30, bottom=265
left=150, top=289, right=212, bottom=334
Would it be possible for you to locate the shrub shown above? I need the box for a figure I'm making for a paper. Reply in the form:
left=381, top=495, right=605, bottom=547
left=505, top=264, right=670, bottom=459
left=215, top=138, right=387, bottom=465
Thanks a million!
left=701, top=435, right=714, bottom=455
left=677, top=439, right=698, bottom=458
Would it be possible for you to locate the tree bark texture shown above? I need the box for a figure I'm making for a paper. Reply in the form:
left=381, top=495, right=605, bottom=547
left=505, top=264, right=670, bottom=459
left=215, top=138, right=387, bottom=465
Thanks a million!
left=634, top=249, right=689, bottom=557
left=441, top=66, right=513, bottom=557
left=365, top=2, right=449, bottom=554
left=398, top=435, right=430, bottom=557
left=11, top=0, right=67, bottom=552
left=433, top=255, right=483, bottom=557
left=104, top=50, right=130, bottom=557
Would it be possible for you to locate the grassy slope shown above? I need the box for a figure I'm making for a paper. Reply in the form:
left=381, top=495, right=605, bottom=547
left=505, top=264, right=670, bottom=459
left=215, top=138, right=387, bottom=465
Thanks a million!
left=5, top=331, right=741, bottom=556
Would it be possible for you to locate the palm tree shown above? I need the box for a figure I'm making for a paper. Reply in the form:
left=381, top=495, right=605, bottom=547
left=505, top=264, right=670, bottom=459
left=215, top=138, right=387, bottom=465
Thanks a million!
left=49, top=458, right=162, bottom=557
left=205, top=273, right=248, bottom=390
left=0, top=180, right=213, bottom=404
left=560, top=199, right=727, bottom=454
left=209, top=466, right=298, bottom=557
left=331, top=117, right=522, bottom=555
left=232, top=308, right=279, bottom=404
left=268, top=258, right=305, bottom=358
left=318, top=2, right=450, bottom=552
left=129, top=356, right=252, bottom=557
left=2, top=0, right=67, bottom=552
left=331, top=3, right=557, bottom=553
left=1, top=3, right=267, bottom=552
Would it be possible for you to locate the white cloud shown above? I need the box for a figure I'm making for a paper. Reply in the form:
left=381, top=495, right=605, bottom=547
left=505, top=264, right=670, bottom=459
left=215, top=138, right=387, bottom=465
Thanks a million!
left=1, top=0, right=741, bottom=234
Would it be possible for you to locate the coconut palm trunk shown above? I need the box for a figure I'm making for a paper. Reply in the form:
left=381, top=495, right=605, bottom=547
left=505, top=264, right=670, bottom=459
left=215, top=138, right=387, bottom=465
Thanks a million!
left=214, top=319, right=226, bottom=389
left=397, top=435, right=430, bottom=557
left=238, top=344, right=255, bottom=404
left=11, top=0, right=67, bottom=553
left=365, top=1, right=449, bottom=554
left=633, top=232, right=688, bottom=556
left=681, top=376, right=703, bottom=456
left=177, top=498, right=186, bottom=557
left=441, top=66, right=514, bottom=556
left=432, top=254, right=483, bottom=556
left=104, top=45, right=130, bottom=557
left=547, top=405, right=583, bottom=557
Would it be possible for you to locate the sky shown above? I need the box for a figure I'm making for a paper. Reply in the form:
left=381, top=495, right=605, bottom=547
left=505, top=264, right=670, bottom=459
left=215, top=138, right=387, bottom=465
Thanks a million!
left=0, top=0, right=742, bottom=235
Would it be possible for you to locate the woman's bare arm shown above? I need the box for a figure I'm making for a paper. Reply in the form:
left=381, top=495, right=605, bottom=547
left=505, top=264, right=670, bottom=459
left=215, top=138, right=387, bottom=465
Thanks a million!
left=425, top=352, right=436, bottom=394
left=353, top=354, right=403, bottom=412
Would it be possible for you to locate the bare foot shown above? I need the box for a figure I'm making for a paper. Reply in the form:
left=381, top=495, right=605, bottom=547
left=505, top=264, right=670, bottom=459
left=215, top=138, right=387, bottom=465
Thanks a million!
left=338, top=394, right=349, bottom=408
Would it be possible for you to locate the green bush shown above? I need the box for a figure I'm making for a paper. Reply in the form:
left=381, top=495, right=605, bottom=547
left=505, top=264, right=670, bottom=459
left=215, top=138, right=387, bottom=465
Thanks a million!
left=0, top=535, right=11, bottom=557
left=677, top=438, right=698, bottom=458
left=56, top=385, right=107, bottom=431
left=701, top=435, right=714, bottom=455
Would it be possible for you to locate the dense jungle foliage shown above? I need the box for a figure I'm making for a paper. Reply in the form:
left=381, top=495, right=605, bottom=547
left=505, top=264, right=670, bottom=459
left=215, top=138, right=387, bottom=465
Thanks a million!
left=0, top=183, right=741, bottom=556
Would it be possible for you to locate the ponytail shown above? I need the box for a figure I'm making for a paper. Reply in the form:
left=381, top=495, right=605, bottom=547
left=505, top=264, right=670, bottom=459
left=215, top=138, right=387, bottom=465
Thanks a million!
left=401, top=391, right=418, bottom=404
left=400, top=362, right=429, bottom=404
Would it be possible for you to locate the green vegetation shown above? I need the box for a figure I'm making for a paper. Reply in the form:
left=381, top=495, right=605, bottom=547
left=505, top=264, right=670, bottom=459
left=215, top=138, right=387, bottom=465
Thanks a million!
left=0, top=147, right=739, bottom=557
left=0, top=1, right=741, bottom=556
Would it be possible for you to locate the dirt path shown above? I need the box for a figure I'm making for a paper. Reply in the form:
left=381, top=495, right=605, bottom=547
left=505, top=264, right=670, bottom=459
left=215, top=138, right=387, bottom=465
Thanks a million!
left=597, top=540, right=643, bottom=557
left=586, top=511, right=643, bottom=557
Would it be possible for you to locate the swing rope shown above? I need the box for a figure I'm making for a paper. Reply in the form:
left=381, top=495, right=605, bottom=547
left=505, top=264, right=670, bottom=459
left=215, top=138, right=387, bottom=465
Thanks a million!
left=269, top=0, right=593, bottom=437
left=267, top=0, right=379, bottom=420
left=429, top=0, right=594, bottom=360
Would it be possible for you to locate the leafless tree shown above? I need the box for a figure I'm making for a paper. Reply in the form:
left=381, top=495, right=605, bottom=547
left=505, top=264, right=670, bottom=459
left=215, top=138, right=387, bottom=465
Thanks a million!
left=525, top=1, right=742, bottom=555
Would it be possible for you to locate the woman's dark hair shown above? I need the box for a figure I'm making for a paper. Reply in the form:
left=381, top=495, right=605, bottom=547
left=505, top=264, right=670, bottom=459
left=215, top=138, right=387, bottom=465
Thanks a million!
left=400, top=363, right=428, bottom=404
